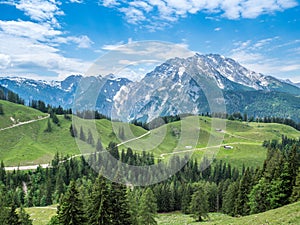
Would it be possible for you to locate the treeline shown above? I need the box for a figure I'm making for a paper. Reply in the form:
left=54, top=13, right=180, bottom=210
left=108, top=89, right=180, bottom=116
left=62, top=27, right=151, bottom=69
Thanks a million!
left=0, top=137, right=300, bottom=223
left=131, top=112, right=300, bottom=132
left=209, top=111, right=300, bottom=131
left=0, top=86, right=24, bottom=105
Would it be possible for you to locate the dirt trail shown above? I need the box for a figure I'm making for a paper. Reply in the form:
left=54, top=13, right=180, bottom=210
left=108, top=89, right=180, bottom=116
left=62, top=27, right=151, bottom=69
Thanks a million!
left=4, top=130, right=151, bottom=171
left=0, top=114, right=49, bottom=132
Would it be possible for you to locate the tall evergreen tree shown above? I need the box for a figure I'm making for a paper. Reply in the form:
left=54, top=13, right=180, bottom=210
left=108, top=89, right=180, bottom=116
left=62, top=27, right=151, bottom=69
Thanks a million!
left=44, top=119, right=52, bottom=133
left=57, top=180, right=86, bottom=225
left=96, top=139, right=104, bottom=152
left=0, top=186, right=9, bottom=225
left=6, top=202, right=21, bottom=225
left=18, top=206, right=33, bottom=225
left=222, top=181, right=239, bottom=216
left=0, top=160, right=6, bottom=184
left=107, top=142, right=120, bottom=160
left=87, top=129, right=95, bottom=146
left=235, top=168, right=252, bottom=216
left=0, top=103, right=4, bottom=115
left=189, top=187, right=209, bottom=222
left=79, top=126, right=86, bottom=141
left=88, top=174, right=112, bottom=225
left=110, top=180, right=132, bottom=225
left=290, top=167, right=300, bottom=203
left=138, top=188, right=158, bottom=225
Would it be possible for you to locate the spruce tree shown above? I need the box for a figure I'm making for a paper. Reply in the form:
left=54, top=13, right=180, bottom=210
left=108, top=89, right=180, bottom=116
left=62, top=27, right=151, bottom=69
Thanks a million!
left=235, top=168, right=252, bottom=216
left=0, top=186, right=9, bottom=225
left=290, top=168, right=300, bottom=203
left=107, top=142, right=120, bottom=160
left=18, top=206, right=33, bottom=225
left=189, top=187, right=209, bottom=222
left=0, top=103, right=4, bottom=115
left=138, top=188, right=158, bottom=225
left=79, top=126, right=86, bottom=141
left=0, top=160, right=6, bottom=184
left=222, top=181, right=239, bottom=216
left=110, top=180, right=132, bottom=225
left=96, top=139, right=104, bottom=152
left=44, top=119, right=52, bottom=133
left=88, top=174, right=112, bottom=225
left=57, top=180, right=86, bottom=225
left=87, top=129, right=95, bottom=146
left=6, top=203, right=21, bottom=225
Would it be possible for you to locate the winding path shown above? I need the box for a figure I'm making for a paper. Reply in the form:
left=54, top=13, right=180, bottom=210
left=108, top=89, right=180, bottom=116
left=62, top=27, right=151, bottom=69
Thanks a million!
left=3, top=130, right=151, bottom=171
left=159, top=141, right=261, bottom=159
left=0, top=114, right=49, bottom=132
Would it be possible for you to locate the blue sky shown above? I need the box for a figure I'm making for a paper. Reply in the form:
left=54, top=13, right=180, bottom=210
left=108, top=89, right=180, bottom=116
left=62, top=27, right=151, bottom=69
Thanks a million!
left=0, top=0, right=299, bottom=82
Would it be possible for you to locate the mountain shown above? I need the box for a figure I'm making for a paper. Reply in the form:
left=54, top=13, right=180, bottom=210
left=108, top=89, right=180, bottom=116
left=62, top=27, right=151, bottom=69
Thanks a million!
left=1, top=53, right=300, bottom=121
left=114, top=54, right=300, bottom=122
left=0, top=75, right=131, bottom=115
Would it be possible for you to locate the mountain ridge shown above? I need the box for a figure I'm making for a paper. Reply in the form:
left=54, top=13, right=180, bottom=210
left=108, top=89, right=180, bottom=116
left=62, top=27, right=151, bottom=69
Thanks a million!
left=1, top=53, right=300, bottom=121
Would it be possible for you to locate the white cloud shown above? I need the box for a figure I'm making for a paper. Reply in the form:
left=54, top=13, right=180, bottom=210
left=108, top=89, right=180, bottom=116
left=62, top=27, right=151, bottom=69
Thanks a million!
left=0, top=1, right=94, bottom=79
left=214, top=27, right=222, bottom=31
left=15, top=0, right=64, bottom=26
left=0, top=20, right=62, bottom=41
left=0, top=33, right=90, bottom=77
left=70, top=0, right=83, bottom=3
left=228, top=38, right=300, bottom=80
left=99, top=0, right=298, bottom=28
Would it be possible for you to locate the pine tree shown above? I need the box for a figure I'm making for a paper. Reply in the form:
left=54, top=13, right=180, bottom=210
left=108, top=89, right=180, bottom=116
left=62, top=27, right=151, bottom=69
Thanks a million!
left=88, top=174, right=112, bottom=225
left=57, top=180, right=86, bottom=225
left=18, top=206, right=33, bottom=225
left=0, top=186, right=9, bottom=225
left=87, top=129, right=95, bottom=146
left=79, top=126, right=86, bottom=141
left=52, top=113, right=60, bottom=126
left=6, top=203, right=21, bottom=225
left=248, top=178, right=270, bottom=214
left=138, top=188, right=158, bottom=225
left=127, top=189, right=140, bottom=225
left=222, top=181, right=239, bottom=216
left=70, top=124, right=77, bottom=137
left=107, top=142, right=120, bottom=160
left=235, top=168, right=252, bottom=216
left=0, top=160, right=6, bottom=185
left=44, top=119, right=52, bottom=132
left=189, top=187, right=209, bottom=222
left=96, top=139, right=104, bottom=152
left=290, top=168, right=300, bottom=203
left=110, top=181, right=132, bottom=225
left=0, top=103, right=4, bottom=115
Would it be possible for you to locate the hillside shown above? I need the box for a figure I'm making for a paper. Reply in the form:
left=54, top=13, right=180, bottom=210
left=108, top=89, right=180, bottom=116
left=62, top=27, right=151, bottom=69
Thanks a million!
left=0, top=100, right=46, bottom=129
left=25, top=201, right=300, bottom=225
left=157, top=201, right=300, bottom=224
left=1, top=101, right=300, bottom=169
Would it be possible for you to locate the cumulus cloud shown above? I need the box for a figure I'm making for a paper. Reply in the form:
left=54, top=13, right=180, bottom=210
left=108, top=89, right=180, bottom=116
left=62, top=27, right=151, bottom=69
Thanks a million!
left=14, top=0, right=64, bottom=27
left=0, top=0, right=94, bottom=79
left=99, top=0, right=298, bottom=28
left=229, top=37, right=300, bottom=79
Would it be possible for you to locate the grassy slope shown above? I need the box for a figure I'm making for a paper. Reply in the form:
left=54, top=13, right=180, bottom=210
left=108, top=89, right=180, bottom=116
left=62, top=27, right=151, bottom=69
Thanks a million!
left=26, top=201, right=300, bottom=225
left=143, top=116, right=300, bottom=170
left=1, top=101, right=300, bottom=168
left=157, top=201, right=300, bottom=225
left=0, top=100, right=46, bottom=129
left=25, top=206, right=57, bottom=225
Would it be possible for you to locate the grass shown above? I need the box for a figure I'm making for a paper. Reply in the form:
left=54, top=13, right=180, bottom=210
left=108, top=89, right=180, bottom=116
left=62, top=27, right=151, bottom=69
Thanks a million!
left=1, top=101, right=300, bottom=169
left=0, top=100, right=46, bottom=129
left=25, top=206, right=57, bottom=225
left=25, top=201, right=300, bottom=225
left=157, top=201, right=300, bottom=225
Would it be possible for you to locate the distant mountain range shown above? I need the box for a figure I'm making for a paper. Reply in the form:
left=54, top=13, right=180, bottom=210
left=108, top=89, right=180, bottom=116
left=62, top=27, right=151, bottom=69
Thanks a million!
left=1, top=54, right=300, bottom=122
